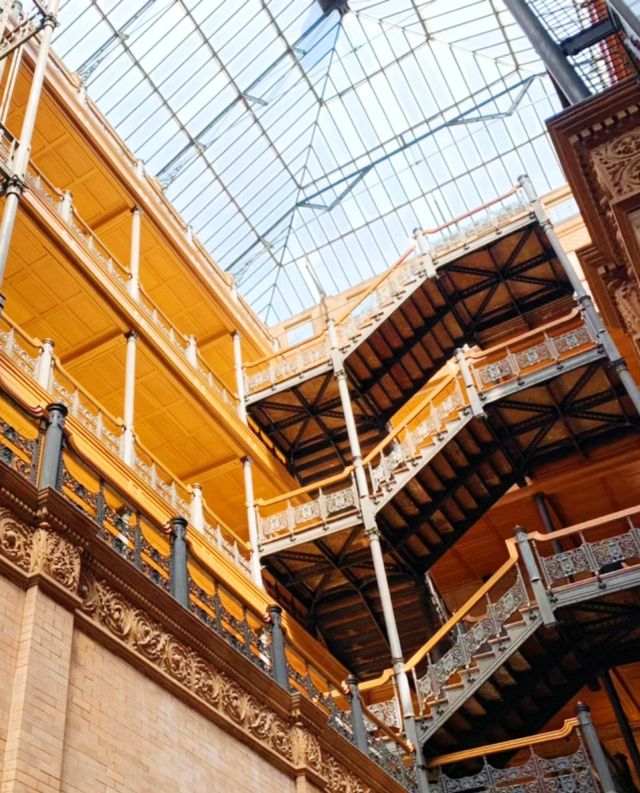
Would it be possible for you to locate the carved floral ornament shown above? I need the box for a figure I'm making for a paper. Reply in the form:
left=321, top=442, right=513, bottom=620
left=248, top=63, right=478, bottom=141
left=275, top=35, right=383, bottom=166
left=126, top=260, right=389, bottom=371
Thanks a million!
left=591, top=130, right=640, bottom=202
left=0, top=509, right=81, bottom=591
left=0, top=508, right=378, bottom=793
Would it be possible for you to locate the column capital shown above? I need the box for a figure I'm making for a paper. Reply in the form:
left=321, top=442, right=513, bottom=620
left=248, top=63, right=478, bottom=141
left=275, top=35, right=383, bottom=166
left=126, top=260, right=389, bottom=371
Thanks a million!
left=125, top=330, right=138, bottom=342
left=130, top=205, right=143, bottom=216
left=242, top=455, right=253, bottom=467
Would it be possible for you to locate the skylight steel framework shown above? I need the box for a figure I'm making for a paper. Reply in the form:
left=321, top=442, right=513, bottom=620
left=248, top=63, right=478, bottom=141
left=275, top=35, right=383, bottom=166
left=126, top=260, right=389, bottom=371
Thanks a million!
left=52, top=1, right=633, bottom=324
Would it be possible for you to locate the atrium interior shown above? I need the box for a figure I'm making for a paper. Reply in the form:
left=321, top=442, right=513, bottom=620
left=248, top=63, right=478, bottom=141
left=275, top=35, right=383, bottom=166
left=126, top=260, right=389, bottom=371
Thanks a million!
left=0, top=2, right=639, bottom=792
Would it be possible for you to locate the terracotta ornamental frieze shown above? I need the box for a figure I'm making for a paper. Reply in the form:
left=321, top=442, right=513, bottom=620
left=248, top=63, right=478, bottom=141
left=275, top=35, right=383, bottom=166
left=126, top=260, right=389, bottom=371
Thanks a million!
left=0, top=505, right=385, bottom=793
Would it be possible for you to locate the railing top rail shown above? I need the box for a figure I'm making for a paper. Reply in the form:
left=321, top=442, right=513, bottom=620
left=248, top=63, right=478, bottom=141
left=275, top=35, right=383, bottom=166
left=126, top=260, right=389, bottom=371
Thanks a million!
left=414, top=183, right=522, bottom=239
left=426, top=718, right=580, bottom=767
left=0, top=311, right=42, bottom=352
left=529, top=503, right=640, bottom=543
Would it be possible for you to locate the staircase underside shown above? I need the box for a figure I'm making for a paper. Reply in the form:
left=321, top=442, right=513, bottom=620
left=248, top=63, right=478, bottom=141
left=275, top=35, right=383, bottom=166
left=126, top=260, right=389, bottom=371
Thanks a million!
left=424, top=590, right=640, bottom=768
left=264, top=362, right=639, bottom=679
left=249, top=219, right=574, bottom=483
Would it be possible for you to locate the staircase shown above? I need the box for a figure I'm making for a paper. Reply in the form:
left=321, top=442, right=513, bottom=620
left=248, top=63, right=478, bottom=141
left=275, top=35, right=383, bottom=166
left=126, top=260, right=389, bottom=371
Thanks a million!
left=358, top=507, right=640, bottom=753
left=255, top=310, right=638, bottom=677
left=245, top=187, right=575, bottom=482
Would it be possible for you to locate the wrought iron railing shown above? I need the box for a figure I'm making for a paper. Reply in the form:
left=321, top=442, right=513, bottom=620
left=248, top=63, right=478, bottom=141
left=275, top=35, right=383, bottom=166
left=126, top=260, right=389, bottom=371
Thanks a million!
left=243, top=184, right=530, bottom=396
left=0, top=311, right=250, bottom=575
left=359, top=504, right=640, bottom=722
left=429, top=718, right=602, bottom=793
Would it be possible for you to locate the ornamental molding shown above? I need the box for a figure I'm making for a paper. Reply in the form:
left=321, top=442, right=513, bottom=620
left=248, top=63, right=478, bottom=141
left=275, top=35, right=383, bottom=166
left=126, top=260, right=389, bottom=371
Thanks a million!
left=591, top=129, right=640, bottom=203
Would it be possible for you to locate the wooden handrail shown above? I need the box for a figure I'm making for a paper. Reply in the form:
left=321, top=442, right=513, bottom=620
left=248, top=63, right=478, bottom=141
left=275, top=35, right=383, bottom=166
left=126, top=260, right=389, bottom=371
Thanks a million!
left=360, top=538, right=520, bottom=692
left=528, top=503, right=640, bottom=543
left=361, top=702, right=414, bottom=754
left=415, top=184, right=522, bottom=238
left=427, top=718, right=579, bottom=767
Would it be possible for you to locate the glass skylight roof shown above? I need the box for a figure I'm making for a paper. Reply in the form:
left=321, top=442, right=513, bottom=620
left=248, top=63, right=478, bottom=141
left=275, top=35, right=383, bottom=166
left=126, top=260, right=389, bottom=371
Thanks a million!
left=52, top=1, right=592, bottom=323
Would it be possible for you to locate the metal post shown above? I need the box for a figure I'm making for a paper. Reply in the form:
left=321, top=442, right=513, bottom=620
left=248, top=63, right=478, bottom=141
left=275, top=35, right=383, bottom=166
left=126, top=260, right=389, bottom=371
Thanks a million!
left=232, top=331, right=248, bottom=424
left=169, top=516, right=190, bottom=608
left=601, top=668, right=640, bottom=781
left=514, top=526, right=556, bottom=625
left=128, top=207, right=141, bottom=301
left=190, top=484, right=204, bottom=532
left=242, top=456, right=263, bottom=587
left=0, top=0, right=61, bottom=306
left=186, top=335, right=198, bottom=367
left=413, top=229, right=436, bottom=278
left=519, top=175, right=640, bottom=417
left=576, top=702, right=618, bottom=793
left=454, top=346, right=483, bottom=416
left=38, top=402, right=67, bottom=490
left=327, top=318, right=430, bottom=793
left=347, top=676, right=369, bottom=755
left=0, top=44, right=23, bottom=125
left=503, top=0, right=590, bottom=104
left=534, top=493, right=563, bottom=555
left=35, top=338, right=54, bottom=390
left=121, top=331, right=136, bottom=466
left=267, top=605, right=288, bottom=690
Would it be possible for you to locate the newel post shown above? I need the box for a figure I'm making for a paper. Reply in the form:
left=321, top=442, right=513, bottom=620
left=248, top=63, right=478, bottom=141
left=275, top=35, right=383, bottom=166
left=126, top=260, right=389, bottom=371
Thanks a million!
left=576, top=702, right=618, bottom=793
left=267, top=605, right=289, bottom=690
left=169, top=516, right=190, bottom=608
left=347, top=676, right=369, bottom=755
left=514, top=525, right=556, bottom=626
left=38, top=402, right=67, bottom=490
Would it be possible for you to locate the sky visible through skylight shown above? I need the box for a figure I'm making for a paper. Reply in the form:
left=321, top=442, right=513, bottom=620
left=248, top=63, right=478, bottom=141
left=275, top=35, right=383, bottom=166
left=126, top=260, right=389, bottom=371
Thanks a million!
left=53, top=0, right=575, bottom=324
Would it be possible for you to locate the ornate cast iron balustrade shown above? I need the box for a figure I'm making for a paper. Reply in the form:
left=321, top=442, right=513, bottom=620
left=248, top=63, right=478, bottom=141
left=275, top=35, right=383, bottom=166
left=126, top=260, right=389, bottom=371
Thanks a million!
left=536, top=523, right=640, bottom=585
left=255, top=314, right=599, bottom=552
left=360, top=505, right=640, bottom=732
left=0, top=394, right=415, bottom=790
left=470, top=325, right=594, bottom=390
left=434, top=744, right=599, bottom=793
left=416, top=574, right=528, bottom=705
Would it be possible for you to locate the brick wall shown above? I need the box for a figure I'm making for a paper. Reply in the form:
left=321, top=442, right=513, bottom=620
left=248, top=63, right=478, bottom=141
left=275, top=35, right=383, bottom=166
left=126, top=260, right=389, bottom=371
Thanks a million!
left=0, top=578, right=24, bottom=775
left=62, top=631, right=293, bottom=793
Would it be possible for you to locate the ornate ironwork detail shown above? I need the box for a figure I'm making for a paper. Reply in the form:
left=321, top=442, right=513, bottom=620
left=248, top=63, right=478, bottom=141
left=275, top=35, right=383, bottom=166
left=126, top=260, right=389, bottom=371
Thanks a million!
left=539, top=526, right=640, bottom=583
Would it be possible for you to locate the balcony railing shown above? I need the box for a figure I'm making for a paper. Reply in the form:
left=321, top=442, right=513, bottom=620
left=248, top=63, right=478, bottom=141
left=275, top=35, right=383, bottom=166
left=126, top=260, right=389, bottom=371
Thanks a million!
left=16, top=160, right=237, bottom=410
left=428, top=716, right=607, bottom=793
left=0, top=310, right=250, bottom=575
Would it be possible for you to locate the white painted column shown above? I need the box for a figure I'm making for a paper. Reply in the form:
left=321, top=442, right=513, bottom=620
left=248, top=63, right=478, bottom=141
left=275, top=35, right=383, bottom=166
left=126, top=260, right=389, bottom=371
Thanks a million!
left=0, top=0, right=61, bottom=305
left=190, top=484, right=204, bottom=532
left=232, top=331, right=248, bottom=424
left=327, top=318, right=430, bottom=793
left=121, top=331, right=137, bottom=466
left=242, top=456, right=263, bottom=587
left=186, top=335, right=198, bottom=367
left=0, top=45, right=22, bottom=126
left=128, top=207, right=142, bottom=301
left=35, top=338, right=54, bottom=390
